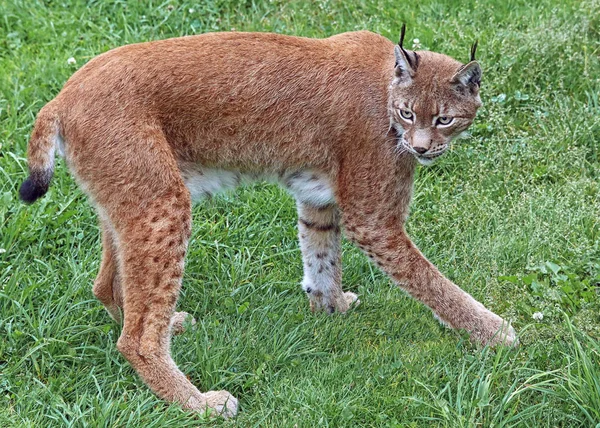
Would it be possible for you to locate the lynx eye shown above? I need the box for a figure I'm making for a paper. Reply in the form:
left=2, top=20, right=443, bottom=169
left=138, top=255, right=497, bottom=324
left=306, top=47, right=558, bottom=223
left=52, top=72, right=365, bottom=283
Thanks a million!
left=436, top=116, right=454, bottom=126
left=399, top=109, right=414, bottom=121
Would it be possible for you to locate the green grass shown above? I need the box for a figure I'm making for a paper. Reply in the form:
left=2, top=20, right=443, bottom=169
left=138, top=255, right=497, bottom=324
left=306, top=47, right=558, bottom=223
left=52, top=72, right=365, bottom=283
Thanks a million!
left=1, top=0, right=599, bottom=426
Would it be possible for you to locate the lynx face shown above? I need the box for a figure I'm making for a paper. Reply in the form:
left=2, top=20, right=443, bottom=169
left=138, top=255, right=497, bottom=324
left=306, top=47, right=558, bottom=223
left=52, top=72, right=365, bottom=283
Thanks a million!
left=389, top=47, right=482, bottom=165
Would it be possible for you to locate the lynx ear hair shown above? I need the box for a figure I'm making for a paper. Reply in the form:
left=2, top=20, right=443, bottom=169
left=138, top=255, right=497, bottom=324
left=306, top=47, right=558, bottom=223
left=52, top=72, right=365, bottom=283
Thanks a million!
left=451, top=41, right=481, bottom=90
left=394, top=23, right=418, bottom=80
left=470, top=40, right=478, bottom=62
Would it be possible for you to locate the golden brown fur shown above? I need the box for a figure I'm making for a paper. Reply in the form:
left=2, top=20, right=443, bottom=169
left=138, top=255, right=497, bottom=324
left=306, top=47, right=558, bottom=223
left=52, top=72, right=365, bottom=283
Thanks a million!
left=20, top=30, right=515, bottom=417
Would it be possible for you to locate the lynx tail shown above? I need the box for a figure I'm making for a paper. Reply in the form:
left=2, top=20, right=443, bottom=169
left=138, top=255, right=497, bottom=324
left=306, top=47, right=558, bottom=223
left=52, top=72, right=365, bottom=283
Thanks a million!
left=19, top=101, right=61, bottom=204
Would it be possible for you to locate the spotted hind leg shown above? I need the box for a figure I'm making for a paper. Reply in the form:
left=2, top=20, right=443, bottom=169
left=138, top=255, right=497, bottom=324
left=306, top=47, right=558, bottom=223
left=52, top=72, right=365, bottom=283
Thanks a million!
left=101, top=184, right=235, bottom=417
left=93, top=218, right=195, bottom=334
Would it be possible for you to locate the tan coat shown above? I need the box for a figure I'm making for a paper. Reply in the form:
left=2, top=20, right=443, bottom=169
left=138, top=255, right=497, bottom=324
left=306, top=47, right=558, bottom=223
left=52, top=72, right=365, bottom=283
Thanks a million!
left=20, top=30, right=515, bottom=418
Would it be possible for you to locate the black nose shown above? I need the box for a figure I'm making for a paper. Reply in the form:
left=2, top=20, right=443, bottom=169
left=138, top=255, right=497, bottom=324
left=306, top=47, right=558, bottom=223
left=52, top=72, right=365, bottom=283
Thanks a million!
left=413, top=147, right=428, bottom=154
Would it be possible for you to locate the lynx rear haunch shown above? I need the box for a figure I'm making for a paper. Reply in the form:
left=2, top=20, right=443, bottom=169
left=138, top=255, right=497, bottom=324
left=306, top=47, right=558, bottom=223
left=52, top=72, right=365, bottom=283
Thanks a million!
left=20, top=29, right=516, bottom=418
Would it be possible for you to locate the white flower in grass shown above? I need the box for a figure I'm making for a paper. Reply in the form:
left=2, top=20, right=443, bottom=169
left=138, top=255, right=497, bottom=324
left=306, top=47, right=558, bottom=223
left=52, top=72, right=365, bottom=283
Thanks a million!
left=532, top=312, right=544, bottom=321
left=189, top=8, right=194, bottom=13
left=0, top=248, right=5, bottom=254
left=412, top=38, right=422, bottom=49
left=67, top=57, right=76, bottom=65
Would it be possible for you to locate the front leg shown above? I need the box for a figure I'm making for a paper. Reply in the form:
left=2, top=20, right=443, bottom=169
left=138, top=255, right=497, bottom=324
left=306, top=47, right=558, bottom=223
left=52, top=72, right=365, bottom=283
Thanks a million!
left=337, top=155, right=516, bottom=346
left=296, top=202, right=358, bottom=313
left=354, top=225, right=515, bottom=346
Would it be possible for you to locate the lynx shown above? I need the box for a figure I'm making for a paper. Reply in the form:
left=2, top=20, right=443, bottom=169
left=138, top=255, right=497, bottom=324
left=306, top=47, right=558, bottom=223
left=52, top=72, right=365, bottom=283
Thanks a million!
left=20, top=27, right=516, bottom=417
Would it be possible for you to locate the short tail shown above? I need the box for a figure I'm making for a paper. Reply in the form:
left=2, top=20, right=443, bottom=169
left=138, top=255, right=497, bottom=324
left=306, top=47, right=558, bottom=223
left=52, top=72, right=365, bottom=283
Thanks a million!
left=19, top=101, right=61, bottom=204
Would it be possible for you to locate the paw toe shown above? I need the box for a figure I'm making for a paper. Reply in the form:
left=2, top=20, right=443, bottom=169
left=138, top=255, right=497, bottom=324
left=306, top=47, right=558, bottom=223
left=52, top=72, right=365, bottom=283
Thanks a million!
left=170, top=311, right=196, bottom=335
left=344, top=291, right=360, bottom=308
left=203, top=390, right=238, bottom=418
left=478, top=315, right=518, bottom=347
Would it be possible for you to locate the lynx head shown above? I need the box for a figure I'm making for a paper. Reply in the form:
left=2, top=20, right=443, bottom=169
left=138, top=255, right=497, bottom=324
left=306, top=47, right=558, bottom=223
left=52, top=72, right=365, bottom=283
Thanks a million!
left=388, top=25, right=482, bottom=165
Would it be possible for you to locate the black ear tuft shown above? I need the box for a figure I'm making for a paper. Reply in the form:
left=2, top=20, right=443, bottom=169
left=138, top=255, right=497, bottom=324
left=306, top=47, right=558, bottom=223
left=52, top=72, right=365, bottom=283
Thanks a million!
left=399, top=23, right=407, bottom=51
left=396, top=23, right=407, bottom=69
left=470, top=40, right=478, bottom=62
left=394, top=23, right=419, bottom=78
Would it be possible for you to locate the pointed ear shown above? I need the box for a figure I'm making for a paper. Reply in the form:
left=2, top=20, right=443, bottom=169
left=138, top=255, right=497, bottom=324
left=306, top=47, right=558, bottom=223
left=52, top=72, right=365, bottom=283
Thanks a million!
left=394, top=23, right=419, bottom=82
left=451, top=61, right=481, bottom=90
left=394, top=45, right=419, bottom=81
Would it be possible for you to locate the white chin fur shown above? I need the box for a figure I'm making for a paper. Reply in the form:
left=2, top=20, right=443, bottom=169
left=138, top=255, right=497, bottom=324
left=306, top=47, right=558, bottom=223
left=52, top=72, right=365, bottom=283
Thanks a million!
left=416, top=156, right=435, bottom=166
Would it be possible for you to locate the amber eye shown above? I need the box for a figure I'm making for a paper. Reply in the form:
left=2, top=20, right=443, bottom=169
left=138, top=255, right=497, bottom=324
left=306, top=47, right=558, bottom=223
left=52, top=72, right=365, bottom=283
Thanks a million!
left=399, top=109, right=414, bottom=121
left=437, top=116, right=454, bottom=126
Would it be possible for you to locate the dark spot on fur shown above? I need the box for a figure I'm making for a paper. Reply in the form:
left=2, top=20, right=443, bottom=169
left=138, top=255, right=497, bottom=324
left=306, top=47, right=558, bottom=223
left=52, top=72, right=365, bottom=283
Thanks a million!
left=299, top=218, right=337, bottom=232
left=299, top=218, right=339, bottom=232
left=314, top=203, right=335, bottom=211
left=316, top=252, right=326, bottom=259
left=318, top=266, right=323, bottom=274
left=153, top=256, right=160, bottom=263
left=288, top=171, right=303, bottom=180
left=327, top=305, right=335, bottom=314
left=305, top=287, right=312, bottom=293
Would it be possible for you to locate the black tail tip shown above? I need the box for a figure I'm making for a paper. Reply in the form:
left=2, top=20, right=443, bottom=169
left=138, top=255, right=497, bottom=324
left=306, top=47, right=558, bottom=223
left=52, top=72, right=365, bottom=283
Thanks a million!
left=19, top=176, right=49, bottom=204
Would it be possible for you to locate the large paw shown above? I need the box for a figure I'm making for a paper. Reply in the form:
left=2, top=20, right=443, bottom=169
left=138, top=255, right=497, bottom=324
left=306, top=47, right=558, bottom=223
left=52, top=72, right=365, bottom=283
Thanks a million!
left=203, top=390, right=238, bottom=419
left=308, top=290, right=359, bottom=314
left=342, top=291, right=360, bottom=312
left=472, top=311, right=518, bottom=347
left=170, top=311, right=196, bottom=336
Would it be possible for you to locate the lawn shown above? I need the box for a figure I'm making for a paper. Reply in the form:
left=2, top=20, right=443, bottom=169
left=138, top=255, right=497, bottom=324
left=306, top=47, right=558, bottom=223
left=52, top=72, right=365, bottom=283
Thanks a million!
left=1, top=0, right=599, bottom=426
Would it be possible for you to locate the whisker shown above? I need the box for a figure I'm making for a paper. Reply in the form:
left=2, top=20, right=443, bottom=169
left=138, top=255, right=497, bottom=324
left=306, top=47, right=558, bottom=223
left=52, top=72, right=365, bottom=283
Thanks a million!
left=394, top=144, right=408, bottom=156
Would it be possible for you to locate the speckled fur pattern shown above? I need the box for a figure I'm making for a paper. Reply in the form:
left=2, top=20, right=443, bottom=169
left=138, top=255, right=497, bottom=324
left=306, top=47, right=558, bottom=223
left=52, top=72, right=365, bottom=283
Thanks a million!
left=21, top=30, right=516, bottom=418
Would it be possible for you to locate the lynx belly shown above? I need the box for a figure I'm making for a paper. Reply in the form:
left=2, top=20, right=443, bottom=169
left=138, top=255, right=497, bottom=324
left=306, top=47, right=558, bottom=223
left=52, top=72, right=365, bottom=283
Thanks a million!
left=181, top=166, right=336, bottom=207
